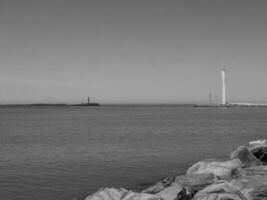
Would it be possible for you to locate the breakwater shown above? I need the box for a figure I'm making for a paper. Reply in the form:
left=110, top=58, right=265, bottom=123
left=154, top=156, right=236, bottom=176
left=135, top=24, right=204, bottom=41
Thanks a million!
left=85, top=140, right=267, bottom=200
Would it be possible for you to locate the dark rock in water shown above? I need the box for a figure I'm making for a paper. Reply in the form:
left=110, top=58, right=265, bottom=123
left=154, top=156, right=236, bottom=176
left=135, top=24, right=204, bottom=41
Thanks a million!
left=230, top=146, right=262, bottom=168
left=84, top=140, right=267, bottom=200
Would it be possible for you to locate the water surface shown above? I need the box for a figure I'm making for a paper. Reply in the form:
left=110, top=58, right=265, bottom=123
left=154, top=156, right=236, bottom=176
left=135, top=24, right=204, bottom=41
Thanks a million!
left=0, top=106, right=266, bottom=200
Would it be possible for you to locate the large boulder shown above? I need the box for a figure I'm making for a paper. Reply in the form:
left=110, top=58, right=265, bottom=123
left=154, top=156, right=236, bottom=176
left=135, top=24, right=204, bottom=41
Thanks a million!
left=193, top=165, right=267, bottom=200
left=249, top=140, right=267, bottom=165
left=192, top=180, right=250, bottom=200
left=186, top=159, right=242, bottom=180
left=230, top=146, right=262, bottom=168
left=234, top=166, right=267, bottom=200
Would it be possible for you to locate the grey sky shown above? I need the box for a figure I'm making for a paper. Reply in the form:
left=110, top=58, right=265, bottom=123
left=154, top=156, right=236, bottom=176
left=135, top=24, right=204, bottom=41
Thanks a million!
left=0, top=0, right=267, bottom=104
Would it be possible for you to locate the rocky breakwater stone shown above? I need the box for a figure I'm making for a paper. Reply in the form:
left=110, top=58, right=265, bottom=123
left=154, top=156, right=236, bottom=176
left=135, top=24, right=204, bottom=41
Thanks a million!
left=84, top=188, right=162, bottom=200
left=230, top=146, right=262, bottom=168
left=142, top=176, right=184, bottom=200
left=186, top=159, right=242, bottom=181
left=191, top=140, right=267, bottom=200
left=192, top=165, right=267, bottom=200
left=142, top=173, right=215, bottom=200
left=175, top=173, right=215, bottom=197
left=249, top=140, right=267, bottom=165
left=84, top=140, right=267, bottom=200
left=142, top=176, right=175, bottom=194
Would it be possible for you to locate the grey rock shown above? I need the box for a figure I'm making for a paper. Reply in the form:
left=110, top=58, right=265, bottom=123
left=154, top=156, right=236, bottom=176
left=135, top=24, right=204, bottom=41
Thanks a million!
left=143, top=176, right=175, bottom=194
left=175, top=173, right=215, bottom=198
left=85, top=188, right=162, bottom=200
left=156, top=182, right=183, bottom=200
left=84, top=188, right=128, bottom=200
left=186, top=159, right=242, bottom=180
left=230, top=146, right=262, bottom=168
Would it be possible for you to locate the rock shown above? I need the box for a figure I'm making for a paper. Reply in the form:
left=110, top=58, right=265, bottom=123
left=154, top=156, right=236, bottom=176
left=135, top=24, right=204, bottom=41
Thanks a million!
left=143, top=176, right=175, bottom=194
left=175, top=173, right=214, bottom=187
left=230, top=146, right=262, bottom=168
left=249, top=141, right=267, bottom=165
left=193, top=180, right=251, bottom=200
left=232, top=166, right=267, bottom=200
left=175, top=173, right=215, bottom=197
left=193, top=180, right=249, bottom=200
left=85, top=188, right=128, bottom=200
left=122, top=191, right=163, bottom=200
left=143, top=176, right=183, bottom=200
left=194, top=193, right=243, bottom=200
left=186, top=159, right=242, bottom=180
left=249, top=140, right=267, bottom=147
left=243, top=165, right=267, bottom=176
left=176, top=187, right=191, bottom=200
left=85, top=188, right=162, bottom=200
left=143, top=174, right=215, bottom=200
left=156, top=182, right=183, bottom=200
left=193, top=166, right=267, bottom=200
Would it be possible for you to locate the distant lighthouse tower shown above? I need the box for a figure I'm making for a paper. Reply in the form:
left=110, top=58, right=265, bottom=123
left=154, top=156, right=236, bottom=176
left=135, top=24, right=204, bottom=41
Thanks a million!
left=221, top=69, right=226, bottom=105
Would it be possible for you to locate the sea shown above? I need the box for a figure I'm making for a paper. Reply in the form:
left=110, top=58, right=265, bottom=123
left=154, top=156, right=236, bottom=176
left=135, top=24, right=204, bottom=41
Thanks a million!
left=0, top=105, right=266, bottom=200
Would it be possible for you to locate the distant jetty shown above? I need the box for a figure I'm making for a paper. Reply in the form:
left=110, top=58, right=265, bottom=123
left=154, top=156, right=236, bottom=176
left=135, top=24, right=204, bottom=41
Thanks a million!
left=84, top=140, right=267, bottom=200
left=207, top=69, right=267, bottom=107
left=0, top=97, right=100, bottom=107
left=194, top=103, right=267, bottom=108
left=0, top=103, right=100, bottom=107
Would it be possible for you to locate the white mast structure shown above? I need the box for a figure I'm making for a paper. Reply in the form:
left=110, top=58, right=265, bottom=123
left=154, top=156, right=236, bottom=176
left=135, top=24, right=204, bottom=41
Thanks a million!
left=221, top=69, right=226, bottom=105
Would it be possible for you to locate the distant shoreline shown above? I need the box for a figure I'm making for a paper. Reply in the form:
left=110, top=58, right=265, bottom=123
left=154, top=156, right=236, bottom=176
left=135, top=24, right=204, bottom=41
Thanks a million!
left=1, top=103, right=267, bottom=108
left=0, top=103, right=100, bottom=107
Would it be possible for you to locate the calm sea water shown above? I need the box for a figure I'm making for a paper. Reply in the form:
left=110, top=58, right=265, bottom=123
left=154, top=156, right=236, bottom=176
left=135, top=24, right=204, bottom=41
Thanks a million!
left=0, top=105, right=266, bottom=200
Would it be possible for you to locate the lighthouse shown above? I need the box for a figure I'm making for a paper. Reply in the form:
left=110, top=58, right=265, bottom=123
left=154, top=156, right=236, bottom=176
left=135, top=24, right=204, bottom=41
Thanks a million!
left=221, top=69, right=226, bottom=105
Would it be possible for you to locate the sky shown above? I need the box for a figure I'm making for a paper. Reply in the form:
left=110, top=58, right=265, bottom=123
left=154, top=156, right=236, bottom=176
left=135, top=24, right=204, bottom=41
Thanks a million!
left=0, top=0, right=267, bottom=104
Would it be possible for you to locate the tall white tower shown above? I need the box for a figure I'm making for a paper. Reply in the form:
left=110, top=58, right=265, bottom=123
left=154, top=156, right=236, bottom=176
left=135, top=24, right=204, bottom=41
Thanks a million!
left=221, top=69, right=226, bottom=105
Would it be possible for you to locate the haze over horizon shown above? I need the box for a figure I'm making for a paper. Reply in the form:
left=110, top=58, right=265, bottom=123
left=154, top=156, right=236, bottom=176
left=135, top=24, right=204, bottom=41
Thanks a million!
left=1, top=0, right=267, bottom=104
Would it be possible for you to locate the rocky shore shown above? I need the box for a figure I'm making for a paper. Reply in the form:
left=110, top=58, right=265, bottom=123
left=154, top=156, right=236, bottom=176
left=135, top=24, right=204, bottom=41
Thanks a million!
left=85, top=140, right=267, bottom=200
